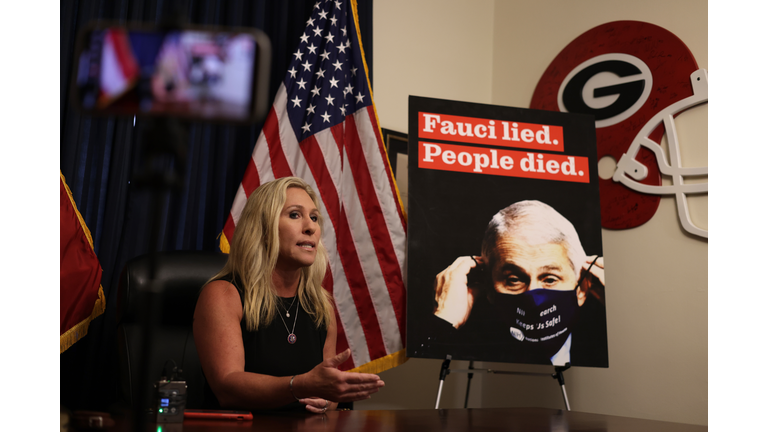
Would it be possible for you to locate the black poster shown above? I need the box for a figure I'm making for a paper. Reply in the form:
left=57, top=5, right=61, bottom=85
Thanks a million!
left=406, top=96, right=608, bottom=367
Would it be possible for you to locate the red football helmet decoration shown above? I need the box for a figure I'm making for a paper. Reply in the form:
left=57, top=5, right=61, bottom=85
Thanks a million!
left=531, top=21, right=707, bottom=237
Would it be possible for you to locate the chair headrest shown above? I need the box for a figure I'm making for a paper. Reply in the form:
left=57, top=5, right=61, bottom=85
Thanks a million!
left=116, top=250, right=228, bottom=326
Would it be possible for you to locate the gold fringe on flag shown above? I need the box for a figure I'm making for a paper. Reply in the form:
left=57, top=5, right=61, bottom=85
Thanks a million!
left=218, top=231, right=231, bottom=254
left=348, top=349, right=409, bottom=375
left=60, top=171, right=107, bottom=353
left=60, top=288, right=106, bottom=353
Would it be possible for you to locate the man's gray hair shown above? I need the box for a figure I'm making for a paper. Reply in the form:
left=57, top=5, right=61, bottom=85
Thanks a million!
left=481, top=200, right=587, bottom=275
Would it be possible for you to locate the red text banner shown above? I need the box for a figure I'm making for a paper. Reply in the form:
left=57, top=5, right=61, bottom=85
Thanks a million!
left=418, top=141, right=589, bottom=183
left=418, top=112, right=564, bottom=152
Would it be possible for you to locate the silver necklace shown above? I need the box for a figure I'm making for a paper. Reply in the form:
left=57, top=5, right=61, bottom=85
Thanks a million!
left=282, top=295, right=297, bottom=318
left=277, top=297, right=299, bottom=344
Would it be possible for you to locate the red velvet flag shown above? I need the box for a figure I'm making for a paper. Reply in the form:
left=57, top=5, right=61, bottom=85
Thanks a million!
left=60, top=171, right=106, bottom=353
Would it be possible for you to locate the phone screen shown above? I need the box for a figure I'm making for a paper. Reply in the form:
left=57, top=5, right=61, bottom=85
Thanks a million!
left=73, top=24, right=269, bottom=122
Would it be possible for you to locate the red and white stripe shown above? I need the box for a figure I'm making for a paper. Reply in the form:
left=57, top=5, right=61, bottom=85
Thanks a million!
left=221, top=84, right=407, bottom=372
left=98, top=29, right=139, bottom=105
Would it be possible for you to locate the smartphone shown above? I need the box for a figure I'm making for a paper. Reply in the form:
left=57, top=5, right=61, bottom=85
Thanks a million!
left=184, top=409, right=253, bottom=421
left=71, top=21, right=271, bottom=123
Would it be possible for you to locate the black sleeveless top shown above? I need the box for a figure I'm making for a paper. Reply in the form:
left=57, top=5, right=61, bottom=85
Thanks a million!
left=201, top=274, right=328, bottom=411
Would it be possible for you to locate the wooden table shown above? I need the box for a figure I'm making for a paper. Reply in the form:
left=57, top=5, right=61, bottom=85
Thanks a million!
left=148, top=407, right=706, bottom=432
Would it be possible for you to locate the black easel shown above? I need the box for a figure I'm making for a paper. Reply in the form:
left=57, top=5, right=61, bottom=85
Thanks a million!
left=434, top=356, right=572, bottom=410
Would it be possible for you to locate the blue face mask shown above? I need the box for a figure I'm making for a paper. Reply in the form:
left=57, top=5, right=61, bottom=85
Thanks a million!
left=488, top=289, right=578, bottom=362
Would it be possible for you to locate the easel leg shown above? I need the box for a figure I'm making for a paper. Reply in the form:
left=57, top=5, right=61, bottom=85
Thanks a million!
left=559, top=384, right=571, bottom=411
left=552, top=363, right=571, bottom=411
left=434, top=355, right=452, bottom=409
left=463, top=360, right=474, bottom=408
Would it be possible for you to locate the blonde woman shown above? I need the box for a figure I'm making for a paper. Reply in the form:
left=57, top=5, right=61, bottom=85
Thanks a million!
left=194, top=177, right=384, bottom=413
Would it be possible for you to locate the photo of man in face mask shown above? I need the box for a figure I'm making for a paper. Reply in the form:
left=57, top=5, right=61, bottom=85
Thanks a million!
left=431, top=200, right=606, bottom=366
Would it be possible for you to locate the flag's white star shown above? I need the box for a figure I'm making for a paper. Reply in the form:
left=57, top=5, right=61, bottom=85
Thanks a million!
left=330, top=16, right=338, bottom=26
left=313, top=27, right=323, bottom=37
left=306, top=17, right=315, bottom=26
left=314, top=2, right=320, bottom=9
left=318, top=10, right=328, bottom=19
left=306, top=104, right=316, bottom=114
left=343, top=84, right=353, bottom=95
left=325, top=33, right=335, bottom=44
left=341, top=26, right=347, bottom=36
left=293, top=49, right=303, bottom=60
left=300, top=33, right=309, bottom=44
left=334, top=0, right=342, bottom=9
left=302, top=122, right=312, bottom=133
left=351, top=66, right=358, bottom=76
left=296, top=78, right=307, bottom=89
left=337, top=42, right=347, bottom=53
left=355, top=92, right=365, bottom=103
left=307, top=43, right=318, bottom=54
left=340, top=105, right=347, bottom=116
left=329, top=77, right=339, bottom=88
left=321, top=111, right=332, bottom=123
left=332, top=60, right=343, bottom=71
left=326, top=94, right=335, bottom=106
left=320, top=50, right=331, bottom=61
left=315, top=69, right=326, bottom=79
left=302, top=60, right=312, bottom=71
left=288, top=67, right=298, bottom=79
left=291, top=96, right=302, bottom=107
left=311, top=86, right=321, bottom=97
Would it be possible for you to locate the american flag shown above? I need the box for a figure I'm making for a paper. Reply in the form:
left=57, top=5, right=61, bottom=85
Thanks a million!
left=97, top=29, right=139, bottom=108
left=220, top=0, right=407, bottom=373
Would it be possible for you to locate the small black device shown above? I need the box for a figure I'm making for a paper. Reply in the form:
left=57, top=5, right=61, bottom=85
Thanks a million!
left=155, top=380, right=187, bottom=423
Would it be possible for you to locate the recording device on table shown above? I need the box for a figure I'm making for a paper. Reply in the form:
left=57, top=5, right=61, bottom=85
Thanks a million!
left=71, top=22, right=271, bottom=123
left=154, top=360, right=186, bottom=423
left=153, top=360, right=254, bottom=423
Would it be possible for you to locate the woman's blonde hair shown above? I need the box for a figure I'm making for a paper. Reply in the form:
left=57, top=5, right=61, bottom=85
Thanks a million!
left=210, top=177, right=334, bottom=331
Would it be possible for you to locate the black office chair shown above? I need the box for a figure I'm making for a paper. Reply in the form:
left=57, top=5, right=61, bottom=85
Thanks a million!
left=116, top=250, right=228, bottom=411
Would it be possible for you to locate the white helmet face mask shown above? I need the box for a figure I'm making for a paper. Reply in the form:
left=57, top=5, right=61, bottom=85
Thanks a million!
left=612, top=69, right=708, bottom=238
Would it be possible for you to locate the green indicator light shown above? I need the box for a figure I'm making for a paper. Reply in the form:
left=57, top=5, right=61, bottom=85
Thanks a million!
left=159, top=408, right=164, bottom=413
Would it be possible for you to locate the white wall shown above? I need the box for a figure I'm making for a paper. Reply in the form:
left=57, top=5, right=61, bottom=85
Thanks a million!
left=362, top=0, right=707, bottom=426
